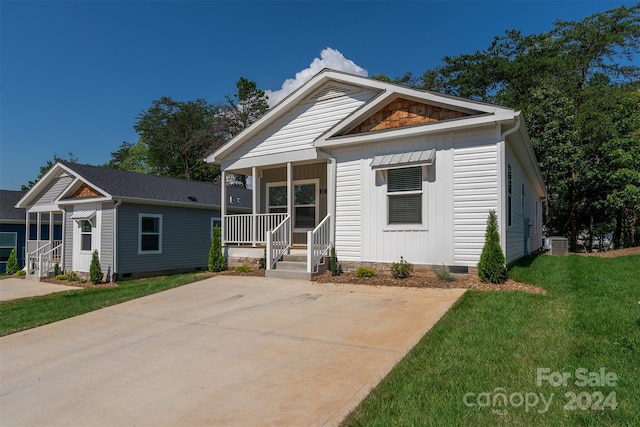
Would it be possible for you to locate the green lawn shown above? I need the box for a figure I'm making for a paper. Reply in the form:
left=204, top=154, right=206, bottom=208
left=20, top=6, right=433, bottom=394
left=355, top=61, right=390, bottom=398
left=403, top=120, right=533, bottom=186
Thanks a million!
left=0, top=272, right=209, bottom=336
left=343, top=254, right=640, bottom=426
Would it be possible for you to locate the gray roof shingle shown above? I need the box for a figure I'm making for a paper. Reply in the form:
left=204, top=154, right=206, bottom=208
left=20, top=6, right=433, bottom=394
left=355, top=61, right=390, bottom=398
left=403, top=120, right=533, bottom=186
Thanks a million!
left=0, top=190, right=26, bottom=221
left=60, top=162, right=251, bottom=209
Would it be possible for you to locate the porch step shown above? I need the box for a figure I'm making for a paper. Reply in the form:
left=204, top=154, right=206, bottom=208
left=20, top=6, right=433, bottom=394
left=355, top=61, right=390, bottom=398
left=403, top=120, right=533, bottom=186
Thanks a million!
left=281, top=254, right=307, bottom=263
left=265, top=255, right=327, bottom=281
left=25, top=274, right=42, bottom=282
left=265, top=269, right=312, bottom=281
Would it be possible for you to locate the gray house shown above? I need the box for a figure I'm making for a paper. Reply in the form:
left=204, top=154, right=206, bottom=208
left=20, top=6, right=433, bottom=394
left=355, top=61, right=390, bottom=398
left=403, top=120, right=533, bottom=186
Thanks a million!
left=16, top=162, right=251, bottom=280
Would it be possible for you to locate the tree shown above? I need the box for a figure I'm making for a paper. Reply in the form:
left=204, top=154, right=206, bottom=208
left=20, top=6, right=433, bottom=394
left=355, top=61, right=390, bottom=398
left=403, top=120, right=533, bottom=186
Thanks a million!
left=208, top=225, right=226, bottom=272
left=5, top=249, right=19, bottom=275
left=104, top=140, right=154, bottom=174
left=133, top=96, right=224, bottom=182
left=21, top=153, right=78, bottom=191
left=478, top=210, right=507, bottom=284
left=89, top=250, right=102, bottom=284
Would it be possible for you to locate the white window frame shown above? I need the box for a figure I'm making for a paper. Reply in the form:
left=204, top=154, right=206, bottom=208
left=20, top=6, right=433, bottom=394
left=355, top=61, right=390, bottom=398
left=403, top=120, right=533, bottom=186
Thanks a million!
left=0, top=232, right=17, bottom=266
left=266, top=179, right=320, bottom=231
left=80, top=220, right=93, bottom=252
left=138, top=214, right=162, bottom=254
left=384, top=166, right=426, bottom=229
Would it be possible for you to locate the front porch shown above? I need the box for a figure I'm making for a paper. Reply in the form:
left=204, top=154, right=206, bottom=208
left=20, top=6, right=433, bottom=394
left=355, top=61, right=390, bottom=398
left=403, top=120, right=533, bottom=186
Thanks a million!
left=24, top=211, right=63, bottom=280
left=220, top=160, right=335, bottom=278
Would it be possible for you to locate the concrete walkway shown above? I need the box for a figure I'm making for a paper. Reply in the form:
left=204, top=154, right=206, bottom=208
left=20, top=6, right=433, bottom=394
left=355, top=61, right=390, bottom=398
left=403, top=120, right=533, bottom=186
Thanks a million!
left=0, top=276, right=465, bottom=426
left=0, top=277, right=80, bottom=301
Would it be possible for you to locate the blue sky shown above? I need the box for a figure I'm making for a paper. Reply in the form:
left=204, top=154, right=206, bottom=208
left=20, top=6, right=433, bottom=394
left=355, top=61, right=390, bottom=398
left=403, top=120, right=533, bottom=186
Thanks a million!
left=0, top=0, right=633, bottom=190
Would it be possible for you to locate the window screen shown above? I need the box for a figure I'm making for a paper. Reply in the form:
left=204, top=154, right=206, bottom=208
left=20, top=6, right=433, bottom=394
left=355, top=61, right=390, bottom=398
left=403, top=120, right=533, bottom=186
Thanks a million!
left=388, top=167, right=422, bottom=225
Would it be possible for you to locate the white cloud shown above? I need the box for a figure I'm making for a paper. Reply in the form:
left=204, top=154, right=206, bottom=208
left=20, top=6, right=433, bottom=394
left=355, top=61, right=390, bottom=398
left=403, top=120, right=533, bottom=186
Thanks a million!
left=265, top=47, right=368, bottom=107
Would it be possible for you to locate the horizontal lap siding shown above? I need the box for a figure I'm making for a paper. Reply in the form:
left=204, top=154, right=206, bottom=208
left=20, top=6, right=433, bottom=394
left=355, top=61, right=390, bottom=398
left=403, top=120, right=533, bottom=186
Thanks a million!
left=34, top=176, right=74, bottom=206
left=117, top=204, right=217, bottom=275
left=453, top=132, right=499, bottom=266
left=100, top=203, right=114, bottom=275
left=238, top=87, right=378, bottom=159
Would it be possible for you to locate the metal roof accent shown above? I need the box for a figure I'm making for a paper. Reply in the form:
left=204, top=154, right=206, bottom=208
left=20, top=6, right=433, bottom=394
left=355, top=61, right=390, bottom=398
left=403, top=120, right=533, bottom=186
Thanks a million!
left=70, top=210, right=96, bottom=220
left=370, top=149, right=436, bottom=170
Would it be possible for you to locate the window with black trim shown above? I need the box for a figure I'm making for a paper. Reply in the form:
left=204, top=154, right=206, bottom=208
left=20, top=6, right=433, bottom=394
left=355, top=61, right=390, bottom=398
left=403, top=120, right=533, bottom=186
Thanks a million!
left=387, top=167, right=423, bottom=225
left=139, top=214, right=162, bottom=253
left=80, top=220, right=92, bottom=251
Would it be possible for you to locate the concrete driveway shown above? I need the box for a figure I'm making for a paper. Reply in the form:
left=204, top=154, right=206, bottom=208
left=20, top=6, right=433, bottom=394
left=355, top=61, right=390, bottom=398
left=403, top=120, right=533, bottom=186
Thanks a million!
left=0, top=276, right=465, bottom=426
left=0, top=277, right=80, bottom=301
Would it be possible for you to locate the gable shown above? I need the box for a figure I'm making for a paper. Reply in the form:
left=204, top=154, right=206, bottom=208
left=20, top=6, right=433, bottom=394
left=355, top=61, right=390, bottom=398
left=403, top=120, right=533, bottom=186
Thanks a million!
left=347, top=98, right=473, bottom=135
left=66, top=183, right=105, bottom=199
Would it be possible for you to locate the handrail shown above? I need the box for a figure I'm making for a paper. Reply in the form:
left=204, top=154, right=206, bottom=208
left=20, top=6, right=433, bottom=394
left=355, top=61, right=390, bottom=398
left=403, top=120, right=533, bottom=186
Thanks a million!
left=224, top=213, right=288, bottom=245
left=37, top=243, right=63, bottom=278
left=266, top=216, right=291, bottom=270
left=307, top=214, right=331, bottom=273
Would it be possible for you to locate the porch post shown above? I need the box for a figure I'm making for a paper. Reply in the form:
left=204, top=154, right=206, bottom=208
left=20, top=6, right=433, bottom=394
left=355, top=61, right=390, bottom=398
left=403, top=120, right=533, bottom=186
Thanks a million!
left=49, top=211, right=54, bottom=242
left=24, top=212, right=30, bottom=269
left=327, top=159, right=336, bottom=246
left=221, top=170, right=227, bottom=246
left=252, top=166, right=257, bottom=247
left=287, top=162, right=293, bottom=246
left=36, top=212, right=41, bottom=242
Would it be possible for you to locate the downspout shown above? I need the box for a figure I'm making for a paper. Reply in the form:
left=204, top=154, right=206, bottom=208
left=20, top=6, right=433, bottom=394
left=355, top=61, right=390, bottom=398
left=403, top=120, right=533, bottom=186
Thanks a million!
left=317, top=150, right=337, bottom=246
left=113, top=199, right=122, bottom=282
left=499, top=113, right=522, bottom=259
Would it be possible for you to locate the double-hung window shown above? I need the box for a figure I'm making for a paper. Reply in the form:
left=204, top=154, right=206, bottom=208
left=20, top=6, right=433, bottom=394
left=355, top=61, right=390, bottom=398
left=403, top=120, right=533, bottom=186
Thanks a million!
left=0, top=232, right=17, bottom=266
left=387, top=167, right=423, bottom=225
left=80, top=220, right=92, bottom=251
left=139, top=214, right=162, bottom=254
left=267, top=180, right=318, bottom=229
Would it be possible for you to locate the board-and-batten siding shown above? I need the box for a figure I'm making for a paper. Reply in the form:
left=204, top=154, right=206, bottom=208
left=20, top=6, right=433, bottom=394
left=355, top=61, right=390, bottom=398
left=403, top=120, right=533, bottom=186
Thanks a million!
left=117, top=204, right=217, bottom=275
left=100, top=202, right=114, bottom=275
left=453, top=133, right=500, bottom=266
left=334, top=156, right=363, bottom=261
left=34, top=175, right=74, bottom=206
left=235, top=86, right=379, bottom=159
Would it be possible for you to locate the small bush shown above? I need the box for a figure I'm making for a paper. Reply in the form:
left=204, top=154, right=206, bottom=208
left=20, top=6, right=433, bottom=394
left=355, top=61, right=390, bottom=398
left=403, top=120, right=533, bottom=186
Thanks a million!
left=67, top=271, right=79, bottom=282
left=55, top=274, right=68, bottom=280
left=435, top=264, right=457, bottom=282
left=391, top=257, right=413, bottom=279
left=5, top=248, right=19, bottom=275
left=478, top=210, right=507, bottom=283
left=234, top=265, right=251, bottom=273
left=330, top=246, right=340, bottom=276
left=54, top=263, right=61, bottom=277
left=355, top=267, right=376, bottom=278
left=16, top=269, right=26, bottom=276
left=89, top=250, right=102, bottom=284
left=208, top=225, right=227, bottom=272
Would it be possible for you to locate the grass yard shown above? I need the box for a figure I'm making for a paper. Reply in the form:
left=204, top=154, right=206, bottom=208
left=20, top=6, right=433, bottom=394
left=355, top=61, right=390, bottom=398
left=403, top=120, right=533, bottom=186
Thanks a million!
left=343, top=254, right=640, bottom=426
left=0, top=272, right=210, bottom=336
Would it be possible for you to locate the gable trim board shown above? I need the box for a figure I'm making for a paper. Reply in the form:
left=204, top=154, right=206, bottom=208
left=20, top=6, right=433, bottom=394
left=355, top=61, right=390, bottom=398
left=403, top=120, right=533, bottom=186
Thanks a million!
left=17, top=163, right=251, bottom=279
left=208, top=69, right=546, bottom=270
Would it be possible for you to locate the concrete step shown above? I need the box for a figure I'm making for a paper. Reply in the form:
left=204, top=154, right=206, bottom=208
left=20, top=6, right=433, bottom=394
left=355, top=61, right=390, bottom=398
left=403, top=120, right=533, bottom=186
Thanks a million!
left=265, top=269, right=312, bottom=280
left=281, top=254, right=307, bottom=262
left=274, top=260, right=307, bottom=271
left=25, top=274, right=42, bottom=282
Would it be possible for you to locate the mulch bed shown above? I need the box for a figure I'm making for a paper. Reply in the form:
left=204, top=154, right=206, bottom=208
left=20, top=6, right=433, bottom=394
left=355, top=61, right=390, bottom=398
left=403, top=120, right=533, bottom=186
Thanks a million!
left=312, top=270, right=547, bottom=295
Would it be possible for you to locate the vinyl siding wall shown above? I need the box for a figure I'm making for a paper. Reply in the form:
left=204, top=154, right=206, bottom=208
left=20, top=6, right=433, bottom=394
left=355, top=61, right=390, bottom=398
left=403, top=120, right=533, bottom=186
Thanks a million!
left=230, top=85, right=379, bottom=161
left=333, top=125, right=502, bottom=267
left=100, top=202, right=114, bottom=275
left=34, top=176, right=74, bottom=207
left=117, top=203, right=219, bottom=276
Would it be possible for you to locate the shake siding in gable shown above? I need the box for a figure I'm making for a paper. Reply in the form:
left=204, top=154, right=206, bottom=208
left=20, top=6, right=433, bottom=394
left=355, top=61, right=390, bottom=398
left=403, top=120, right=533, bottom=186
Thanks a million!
left=453, top=129, right=500, bottom=266
left=237, top=88, right=379, bottom=159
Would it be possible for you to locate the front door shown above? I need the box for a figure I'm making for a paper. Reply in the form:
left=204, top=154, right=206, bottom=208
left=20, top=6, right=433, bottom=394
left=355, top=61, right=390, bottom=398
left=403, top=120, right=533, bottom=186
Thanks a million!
left=72, top=205, right=101, bottom=272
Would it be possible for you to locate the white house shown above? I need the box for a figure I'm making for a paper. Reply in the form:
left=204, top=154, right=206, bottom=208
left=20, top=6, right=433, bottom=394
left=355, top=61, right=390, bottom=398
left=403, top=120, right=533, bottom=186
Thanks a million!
left=206, top=69, right=546, bottom=278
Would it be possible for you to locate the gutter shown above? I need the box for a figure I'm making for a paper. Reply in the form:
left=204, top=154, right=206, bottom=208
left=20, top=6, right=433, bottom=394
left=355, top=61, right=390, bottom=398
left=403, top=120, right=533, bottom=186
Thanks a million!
left=498, top=113, right=522, bottom=256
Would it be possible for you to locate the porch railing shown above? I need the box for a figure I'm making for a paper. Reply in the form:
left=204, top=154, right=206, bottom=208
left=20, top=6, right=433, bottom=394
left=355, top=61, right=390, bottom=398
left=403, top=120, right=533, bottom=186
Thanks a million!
left=266, top=216, right=291, bottom=270
left=307, top=214, right=331, bottom=273
left=224, top=213, right=288, bottom=245
left=26, top=240, right=62, bottom=277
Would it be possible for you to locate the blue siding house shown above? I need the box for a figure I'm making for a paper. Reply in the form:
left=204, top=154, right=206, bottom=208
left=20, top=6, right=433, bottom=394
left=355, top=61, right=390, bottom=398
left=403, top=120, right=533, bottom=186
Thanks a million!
left=0, top=190, right=26, bottom=273
left=16, top=163, right=251, bottom=280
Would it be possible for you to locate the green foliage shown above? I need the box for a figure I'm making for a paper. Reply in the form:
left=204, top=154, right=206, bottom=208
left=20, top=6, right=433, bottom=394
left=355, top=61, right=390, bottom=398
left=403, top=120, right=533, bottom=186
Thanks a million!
left=435, top=264, right=457, bottom=282
left=55, top=274, right=68, bottom=281
left=355, top=267, right=376, bottom=278
left=478, top=210, right=507, bottom=284
left=329, top=246, right=340, bottom=276
left=89, top=250, right=102, bottom=284
left=208, top=225, right=227, bottom=272
left=67, top=271, right=79, bottom=282
left=5, top=249, right=19, bottom=275
left=391, top=257, right=413, bottom=279
left=234, top=265, right=251, bottom=273
left=16, top=269, right=26, bottom=276
left=54, top=263, right=60, bottom=277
